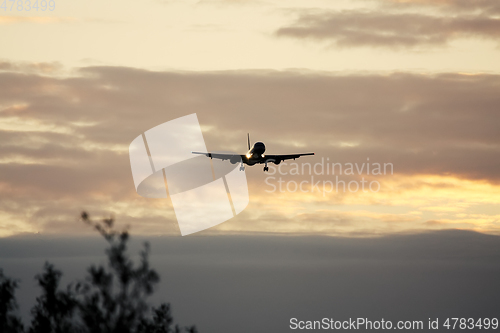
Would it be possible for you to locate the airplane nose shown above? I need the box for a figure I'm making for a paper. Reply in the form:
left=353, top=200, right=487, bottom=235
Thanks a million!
left=254, top=144, right=265, bottom=154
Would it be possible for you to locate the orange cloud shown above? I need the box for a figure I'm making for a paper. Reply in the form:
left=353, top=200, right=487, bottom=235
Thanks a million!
left=0, top=16, right=76, bottom=25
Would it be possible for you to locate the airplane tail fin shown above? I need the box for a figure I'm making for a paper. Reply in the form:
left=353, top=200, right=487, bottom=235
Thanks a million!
left=247, top=133, right=251, bottom=150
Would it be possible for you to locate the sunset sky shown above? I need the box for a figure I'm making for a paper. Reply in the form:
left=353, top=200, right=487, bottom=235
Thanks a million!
left=2, top=2, right=500, bottom=332
left=1, top=0, right=500, bottom=238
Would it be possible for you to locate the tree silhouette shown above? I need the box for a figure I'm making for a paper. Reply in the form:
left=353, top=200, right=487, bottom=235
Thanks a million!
left=0, top=269, right=24, bottom=332
left=0, top=212, right=198, bottom=333
left=29, top=263, right=79, bottom=333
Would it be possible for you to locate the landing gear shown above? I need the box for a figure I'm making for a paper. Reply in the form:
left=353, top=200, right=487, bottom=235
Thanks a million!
left=263, top=166, right=269, bottom=172
left=240, top=162, right=245, bottom=171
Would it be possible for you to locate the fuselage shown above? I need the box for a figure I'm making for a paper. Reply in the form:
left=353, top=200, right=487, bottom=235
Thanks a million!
left=245, top=142, right=266, bottom=165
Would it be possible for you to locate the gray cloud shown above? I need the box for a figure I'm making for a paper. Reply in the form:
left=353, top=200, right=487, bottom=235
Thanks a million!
left=275, top=11, right=500, bottom=49
left=1, top=64, right=500, bottom=234
left=2, top=66, right=500, bottom=183
left=378, top=0, right=500, bottom=15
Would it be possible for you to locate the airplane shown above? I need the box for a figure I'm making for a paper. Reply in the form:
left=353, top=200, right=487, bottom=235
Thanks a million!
left=192, top=134, right=314, bottom=172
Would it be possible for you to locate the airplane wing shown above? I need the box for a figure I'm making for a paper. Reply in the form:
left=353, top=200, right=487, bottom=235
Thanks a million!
left=264, top=153, right=315, bottom=164
left=192, top=151, right=315, bottom=164
left=192, top=151, right=244, bottom=161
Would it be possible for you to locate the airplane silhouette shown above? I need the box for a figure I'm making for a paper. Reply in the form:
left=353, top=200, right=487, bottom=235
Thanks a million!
left=192, top=134, right=314, bottom=172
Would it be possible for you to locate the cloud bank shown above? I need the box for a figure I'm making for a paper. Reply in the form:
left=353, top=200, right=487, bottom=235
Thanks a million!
left=0, top=63, right=499, bottom=236
left=1, top=231, right=499, bottom=333
left=275, top=0, right=500, bottom=49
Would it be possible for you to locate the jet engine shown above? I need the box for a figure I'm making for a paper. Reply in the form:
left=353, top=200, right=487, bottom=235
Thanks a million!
left=230, top=156, right=240, bottom=164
